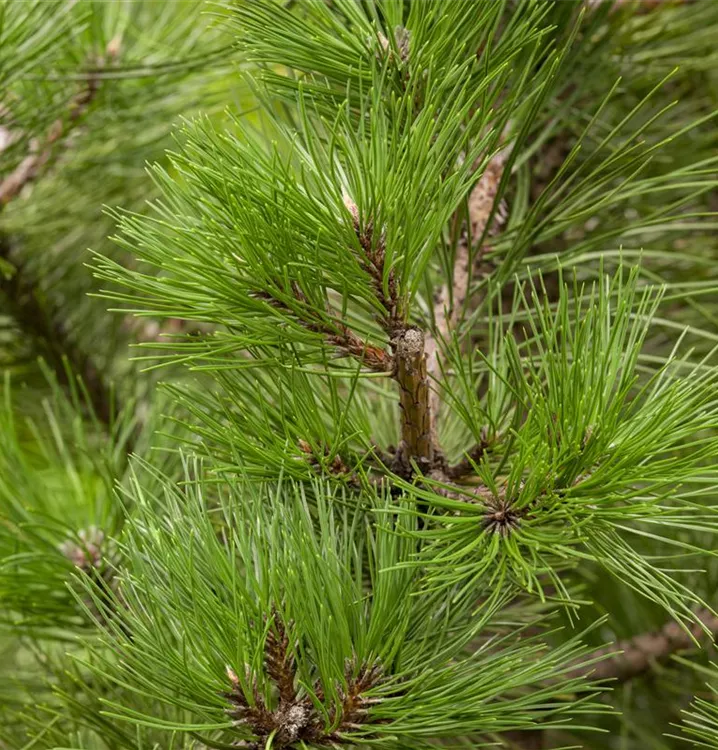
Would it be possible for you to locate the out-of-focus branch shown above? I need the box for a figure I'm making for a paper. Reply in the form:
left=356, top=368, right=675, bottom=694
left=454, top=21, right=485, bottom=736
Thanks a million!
left=0, top=40, right=127, bottom=438
left=0, top=49, right=112, bottom=205
left=576, top=608, right=718, bottom=683
left=425, top=144, right=509, bottom=427
left=497, top=608, right=718, bottom=750
left=0, top=237, right=117, bottom=430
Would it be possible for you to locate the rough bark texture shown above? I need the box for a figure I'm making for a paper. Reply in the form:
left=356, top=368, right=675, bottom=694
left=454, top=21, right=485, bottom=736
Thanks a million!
left=394, top=327, right=435, bottom=470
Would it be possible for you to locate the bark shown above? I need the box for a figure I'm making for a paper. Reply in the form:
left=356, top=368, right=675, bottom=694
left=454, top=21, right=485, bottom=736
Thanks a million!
left=394, top=327, right=436, bottom=470
left=577, top=608, right=718, bottom=683
left=425, top=143, right=509, bottom=428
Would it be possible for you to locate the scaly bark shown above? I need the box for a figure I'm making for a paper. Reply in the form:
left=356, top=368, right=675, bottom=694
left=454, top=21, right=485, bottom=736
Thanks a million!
left=393, top=327, right=436, bottom=473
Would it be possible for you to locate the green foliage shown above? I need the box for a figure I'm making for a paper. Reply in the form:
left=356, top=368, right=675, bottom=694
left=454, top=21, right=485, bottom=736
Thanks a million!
left=84, top=469, right=604, bottom=745
left=0, top=367, right=127, bottom=633
left=3, top=1, right=718, bottom=749
left=413, top=267, right=718, bottom=622
left=677, top=661, right=718, bottom=747
left=1, top=0, right=242, bottom=384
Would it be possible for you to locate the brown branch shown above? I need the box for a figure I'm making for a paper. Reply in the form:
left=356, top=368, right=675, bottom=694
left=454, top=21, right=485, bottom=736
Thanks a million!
left=265, top=614, right=298, bottom=705
left=344, top=193, right=402, bottom=336
left=501, top=731, right=545, bottom=750
left=343, top=194, right=445, bottom=477
left=392, top=327, right=437, bottom=475
left=326, top=182, right=508, bottom=482
left=575, top=608, right=718, bottom=684
left=257, top=285, right=391, bottom=373
left=425, top=143, right=510, bottom=428
left=0, top=49, right=112, bottom=206
left=490, top=607, right=718, bottom=749
left=587, top=0, right=692, bottom=10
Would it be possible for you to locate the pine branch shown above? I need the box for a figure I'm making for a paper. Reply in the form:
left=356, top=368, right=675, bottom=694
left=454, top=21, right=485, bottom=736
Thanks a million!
left=506, top=608, right=718, bottom=747
left=265, top=614, right=298, bottom=705
left=0, top=46, right=114, bottom=205
left=392, top=327, right=437, bottom=475
left=344, top=195, right=402, bottom=337
left=255, top=285, right=391, bottom=373
left=587, top=0, right=691, bottom=10
left=326, top=661, right=384, bottom=739
left=0, top=237, right=118, bottom=430
left=578, top=609, right=718, bottom=684
left=224, top=613, right=384, bottom=750
left=344, top=195, right=443, bottom=475
left=425, top=143, right=509, bottom=429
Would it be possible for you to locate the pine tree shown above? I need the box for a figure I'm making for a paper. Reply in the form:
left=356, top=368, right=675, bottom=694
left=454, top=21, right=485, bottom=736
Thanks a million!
left=2, top=1, right=718, bottom=748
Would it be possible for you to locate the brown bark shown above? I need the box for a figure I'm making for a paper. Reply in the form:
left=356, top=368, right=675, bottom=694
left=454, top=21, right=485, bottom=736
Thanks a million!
left=0, top=60, right=108, bottom=206
left=394, top=327, right=435, bottom=471
left=425, top=143, right=509, bottom=427
left=577, top=608, right=718, bottom=683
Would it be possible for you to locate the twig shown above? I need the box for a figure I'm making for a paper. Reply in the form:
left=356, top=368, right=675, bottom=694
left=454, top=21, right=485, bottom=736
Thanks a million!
left=256, top=284, right=391, bottom=373
left=586, top=0, right=691, bottom=9
left=344, top=193, right=403, bottom=337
